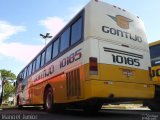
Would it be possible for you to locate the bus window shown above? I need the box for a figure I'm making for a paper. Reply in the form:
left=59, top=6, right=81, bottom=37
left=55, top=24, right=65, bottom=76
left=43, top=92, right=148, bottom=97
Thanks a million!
left=150, top=45, right=160, bottom=59
left=41, top=51, right=46, bottom=67
left=36, top=55, right=41, bottom=70
left=60, top=28, right=70, bottom=52
left=45, top=44, right=52, bottom=63
left=71, top=17, right=82, bottom=45
left=23, top=68, right=27, bottom=79
left=18, top=72, right=24, bottom=82
left=28, top=63, right=32, bottom=76
left=150, top=44, right=160, bottom=66
left=26, top=66, right=29, bottom=77
left=52, top=38, right=60, bottom=58
left=32, top=60, right=36, bottom=73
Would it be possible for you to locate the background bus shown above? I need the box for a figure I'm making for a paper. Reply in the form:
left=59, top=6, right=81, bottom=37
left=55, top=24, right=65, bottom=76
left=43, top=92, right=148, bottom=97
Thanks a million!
left=16, top=0, right=155, bottom=112
left=150, top=40, right=160, bottom=81
left=147, top=40, right=160, bottom=111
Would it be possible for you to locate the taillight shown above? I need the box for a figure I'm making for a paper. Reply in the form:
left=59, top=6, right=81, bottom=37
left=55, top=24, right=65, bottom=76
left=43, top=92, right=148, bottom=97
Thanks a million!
left=89, top=57, right=98, bottom=75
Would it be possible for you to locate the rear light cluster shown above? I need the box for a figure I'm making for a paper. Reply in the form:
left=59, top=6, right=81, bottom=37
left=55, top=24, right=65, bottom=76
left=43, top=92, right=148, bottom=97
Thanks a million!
left=89, top=57, right=98, bottom=75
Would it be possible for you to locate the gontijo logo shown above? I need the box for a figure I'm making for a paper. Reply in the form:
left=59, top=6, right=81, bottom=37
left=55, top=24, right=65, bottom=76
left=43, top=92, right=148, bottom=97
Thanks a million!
left=101, top=14, right=143, bottom=43
left=108, top=15, right=133, bottom=29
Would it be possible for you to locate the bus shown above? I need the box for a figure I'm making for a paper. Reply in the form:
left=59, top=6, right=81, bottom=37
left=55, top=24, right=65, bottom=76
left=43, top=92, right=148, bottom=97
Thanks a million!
left=16, top=0, right=155, bottom=112
left=147, top=40, right=160, bottom=111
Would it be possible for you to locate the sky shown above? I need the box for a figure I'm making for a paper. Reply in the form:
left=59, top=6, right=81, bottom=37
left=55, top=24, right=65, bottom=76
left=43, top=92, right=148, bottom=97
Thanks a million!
left=0, top=0, right=160, bottom=75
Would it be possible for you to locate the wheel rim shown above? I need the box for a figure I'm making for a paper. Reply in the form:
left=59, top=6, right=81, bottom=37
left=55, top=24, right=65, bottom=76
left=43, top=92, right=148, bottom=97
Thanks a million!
left=46, top=92, right=52, bottom=109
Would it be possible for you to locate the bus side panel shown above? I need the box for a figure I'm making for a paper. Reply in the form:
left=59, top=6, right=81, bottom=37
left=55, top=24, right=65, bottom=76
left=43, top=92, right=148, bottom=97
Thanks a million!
left=31, top=82, right=44, bottom=105
left=29, top=42, right=84, bottom=104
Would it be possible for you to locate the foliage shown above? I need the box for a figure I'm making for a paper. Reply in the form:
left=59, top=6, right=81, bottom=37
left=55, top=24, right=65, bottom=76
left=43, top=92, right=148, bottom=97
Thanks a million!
left=0, top=69, right=16, bottom=100
left=0, top=69, right=16, bottom=80
left=3, top=81, right=15, bottom=100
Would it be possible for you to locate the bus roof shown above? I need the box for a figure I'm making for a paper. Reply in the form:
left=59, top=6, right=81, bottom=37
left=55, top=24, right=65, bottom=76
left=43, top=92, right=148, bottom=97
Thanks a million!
left=149, top=40, right=160, bottom=47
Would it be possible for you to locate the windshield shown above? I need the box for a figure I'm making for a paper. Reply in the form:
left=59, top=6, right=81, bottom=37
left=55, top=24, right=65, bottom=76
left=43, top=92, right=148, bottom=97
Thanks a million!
left=150, top=44, right=160, bottom=66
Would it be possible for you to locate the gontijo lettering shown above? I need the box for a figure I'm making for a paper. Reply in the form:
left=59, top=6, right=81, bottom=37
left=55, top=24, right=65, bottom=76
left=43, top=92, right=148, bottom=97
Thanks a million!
left=102, top=26, right=142, bottom=43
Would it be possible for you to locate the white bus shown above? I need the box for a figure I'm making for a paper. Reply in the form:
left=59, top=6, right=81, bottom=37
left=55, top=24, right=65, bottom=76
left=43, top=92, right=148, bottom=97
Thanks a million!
left=16, top=0, right=155, bottom=112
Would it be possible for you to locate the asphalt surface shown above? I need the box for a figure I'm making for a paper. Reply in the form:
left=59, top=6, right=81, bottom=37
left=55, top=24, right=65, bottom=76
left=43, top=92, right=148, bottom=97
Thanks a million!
left=0, top=107, right=160, bottom=120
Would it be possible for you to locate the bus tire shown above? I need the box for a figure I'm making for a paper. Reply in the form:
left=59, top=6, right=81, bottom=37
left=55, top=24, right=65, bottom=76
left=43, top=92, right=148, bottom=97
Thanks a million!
left=146, top=101, right=160, bottom=112
left=44, top=87, right=55, bottom=112
left=44, top=87, right=65, bottom=113
left=17, top=96, right=23, bottom=109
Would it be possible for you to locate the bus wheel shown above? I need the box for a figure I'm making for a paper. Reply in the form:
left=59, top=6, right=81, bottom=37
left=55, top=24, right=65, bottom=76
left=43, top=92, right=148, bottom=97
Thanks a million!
left=17, top=97, right=23, bottom=109
left=44, top=87, right=65, bottom=112
left=145, top=100, right=160, bottom=112
left=44, top=87, right=54, bottom=112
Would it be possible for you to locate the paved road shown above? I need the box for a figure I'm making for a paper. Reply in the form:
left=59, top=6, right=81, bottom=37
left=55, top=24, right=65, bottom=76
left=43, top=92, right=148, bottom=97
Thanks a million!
left=0, top=107, right=160, bottom=120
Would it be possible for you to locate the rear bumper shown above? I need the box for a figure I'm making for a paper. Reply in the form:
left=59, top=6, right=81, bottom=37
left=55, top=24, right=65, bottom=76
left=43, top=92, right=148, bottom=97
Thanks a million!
left=84, top=80, right=155, bottom=101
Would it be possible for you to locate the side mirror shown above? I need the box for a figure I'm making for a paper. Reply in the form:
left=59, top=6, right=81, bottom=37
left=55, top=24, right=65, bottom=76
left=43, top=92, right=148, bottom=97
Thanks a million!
left=156, top=69, right=160, bottom=76
left=13, top=81, right=16, bottom=87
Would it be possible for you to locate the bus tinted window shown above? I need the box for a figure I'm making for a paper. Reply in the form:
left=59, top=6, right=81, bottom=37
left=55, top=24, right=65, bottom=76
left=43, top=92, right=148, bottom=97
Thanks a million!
left=36, top=55, right=41, bottom=70
left=23, top=69, right=27, bottom=79
left=60, top=28, right=70, bottom=52
left=41, top=51, right=45, bottom=67
left=26, top=66, right=29, bottom=77
left=71, top=17, right=82, bottom=45
left=32, top=60, right=36, bottom=73
left=19, top=72, right=24, bottom=79
left=46, top=44, right=52, bottom=63
left=28, top=63, right=32, bottom=76
left=20, top=72, right=23, bottom=81
left=52, top=39, right=60, bottom=58
left=150, top=45, right=160, bottom=59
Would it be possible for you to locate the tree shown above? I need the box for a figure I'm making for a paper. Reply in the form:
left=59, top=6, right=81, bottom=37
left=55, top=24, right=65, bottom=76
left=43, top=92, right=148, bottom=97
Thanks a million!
left=0, top=69, right=16, bottom=101
left=0, top=69, right=16, bottom=80
left=3, top=80, right=15, bottom=100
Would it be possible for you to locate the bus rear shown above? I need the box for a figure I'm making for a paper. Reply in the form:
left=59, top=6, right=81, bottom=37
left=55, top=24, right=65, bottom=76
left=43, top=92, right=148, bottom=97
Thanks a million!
left=83, top=0, right=155, bottom=107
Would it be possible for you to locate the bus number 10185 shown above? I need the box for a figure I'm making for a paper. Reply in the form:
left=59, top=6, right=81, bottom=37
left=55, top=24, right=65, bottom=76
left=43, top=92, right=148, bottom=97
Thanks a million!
left=112, top=54, right=140, bottom=67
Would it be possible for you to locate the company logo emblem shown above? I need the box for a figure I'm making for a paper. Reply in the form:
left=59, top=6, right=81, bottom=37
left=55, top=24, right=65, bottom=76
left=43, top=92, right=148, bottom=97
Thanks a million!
left=122, top=69, right=133, bottom=78
left=108, top=15, right=133, bottom=29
